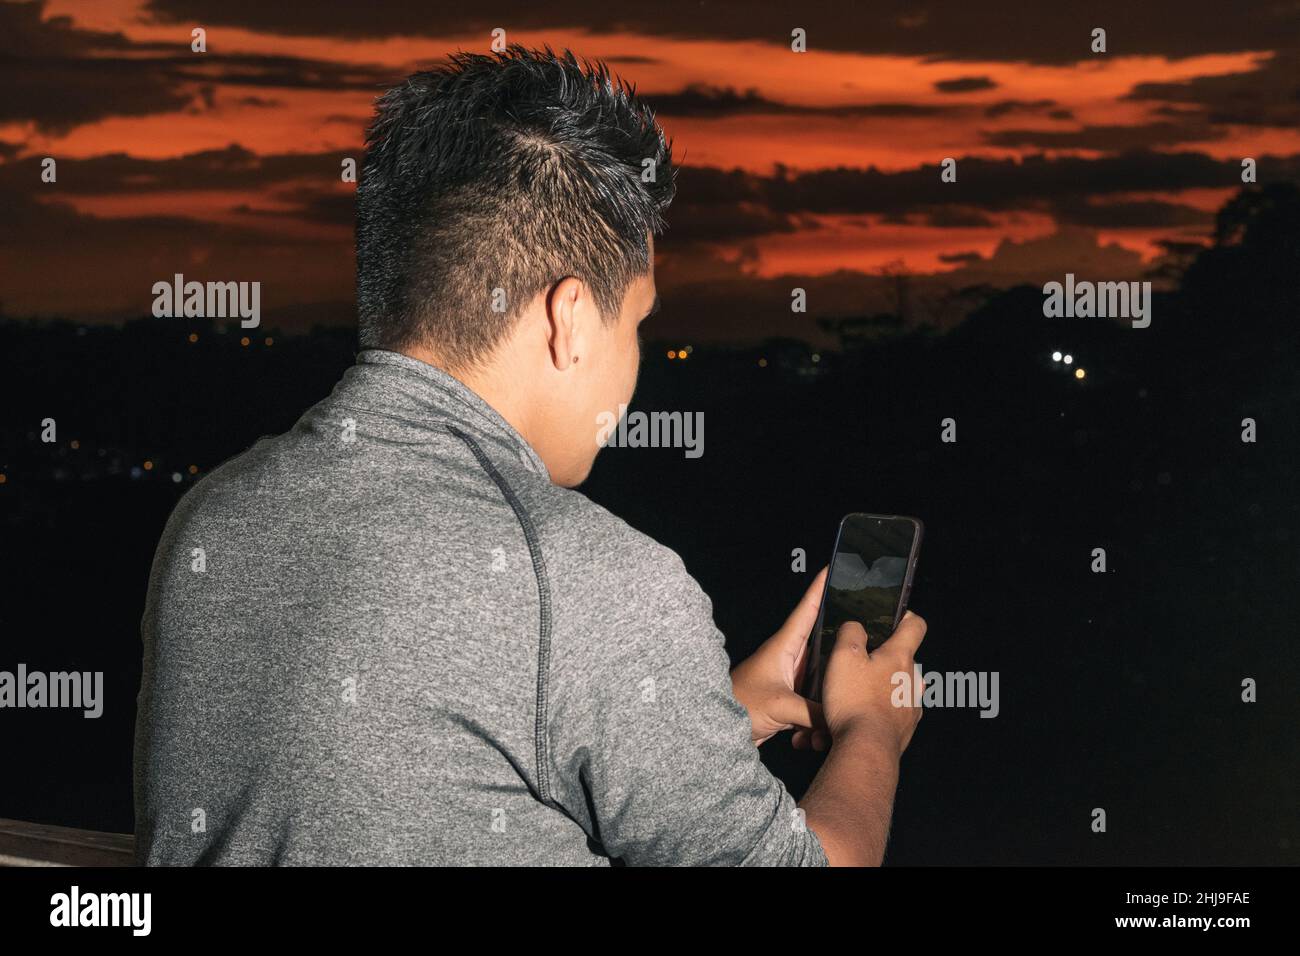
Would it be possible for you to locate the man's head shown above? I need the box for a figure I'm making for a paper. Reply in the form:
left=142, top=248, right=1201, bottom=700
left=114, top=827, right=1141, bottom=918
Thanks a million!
left=357, top=46, right=675, bottom=486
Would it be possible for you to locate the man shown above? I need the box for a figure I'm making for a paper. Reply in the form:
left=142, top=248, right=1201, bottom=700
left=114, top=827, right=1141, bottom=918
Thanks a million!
left=134, top=46, right=925, bottom=866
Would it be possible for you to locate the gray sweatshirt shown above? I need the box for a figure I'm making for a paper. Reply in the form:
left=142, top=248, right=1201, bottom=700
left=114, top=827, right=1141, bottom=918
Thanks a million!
left=134, top=349, right=828, bottom=866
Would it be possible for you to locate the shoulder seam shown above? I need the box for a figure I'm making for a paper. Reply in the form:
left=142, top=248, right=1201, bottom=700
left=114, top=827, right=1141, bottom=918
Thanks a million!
left=446, top=425, right=555, bottom=806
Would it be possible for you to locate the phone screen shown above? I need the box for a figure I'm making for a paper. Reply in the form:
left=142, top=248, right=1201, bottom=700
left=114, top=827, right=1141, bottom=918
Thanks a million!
left=801, top=513, right=923, bottom=702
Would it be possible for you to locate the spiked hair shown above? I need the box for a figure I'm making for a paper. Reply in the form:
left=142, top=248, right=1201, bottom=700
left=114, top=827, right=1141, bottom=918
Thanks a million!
left=356, top=45, right=676, bottom=367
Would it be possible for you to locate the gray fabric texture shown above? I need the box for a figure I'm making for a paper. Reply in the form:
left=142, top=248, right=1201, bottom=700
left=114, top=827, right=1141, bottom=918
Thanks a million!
left=134, top=348, right=828, bottom=866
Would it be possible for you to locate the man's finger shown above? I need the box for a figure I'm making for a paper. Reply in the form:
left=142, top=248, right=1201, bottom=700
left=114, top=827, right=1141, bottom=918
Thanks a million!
left=766, top=689, right=825, bottom=731
left=829, top=620, right=869, bottom=659
left=775, top=567, right=828, bottom=653
left=881, top=610, right=927, bottom=658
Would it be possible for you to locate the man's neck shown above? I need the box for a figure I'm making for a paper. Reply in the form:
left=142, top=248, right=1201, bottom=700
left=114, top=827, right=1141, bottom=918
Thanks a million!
left=398, top=343, right=535, bottom=448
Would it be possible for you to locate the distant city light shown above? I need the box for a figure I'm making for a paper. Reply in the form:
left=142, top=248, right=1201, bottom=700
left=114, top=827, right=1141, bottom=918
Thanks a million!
left=1075, top=368, right=1086, bottom=380
left=812, top=353, right=821, bottom=363
left=0, top=474, right=7, bottom=485
left=188, top=464, right=199, bottom=475
left=188, top=333, right=199, bottom=344
left=677, top=348, right=688, bottom=361
left=1063, top=354, right=1074, bottom=365
left=264, top=337, right=274, bottom=346
left=171, top=472, right=182, bottom=483
left=142, top=460, right=153, bottom=471
left=70, top=439, right=80, bottom=450
left=758, top=358, right=768, bottom=367
left=1052, top=351, right=1062, bottom=362
left=667, top=350, right=677, bottom=359
left=240, top=336, right=250, bottom=347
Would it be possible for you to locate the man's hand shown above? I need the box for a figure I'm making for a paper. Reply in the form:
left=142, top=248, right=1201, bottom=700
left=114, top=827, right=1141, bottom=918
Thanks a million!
left=730, top=568, right=831, bottom=747
left=822, top=611, right=927, bottom=755
left=798, top=611, right=928, bottom=866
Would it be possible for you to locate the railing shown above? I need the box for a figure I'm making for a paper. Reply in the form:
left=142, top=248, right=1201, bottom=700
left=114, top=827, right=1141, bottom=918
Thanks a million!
left=0, top=818, right=135, bottom=867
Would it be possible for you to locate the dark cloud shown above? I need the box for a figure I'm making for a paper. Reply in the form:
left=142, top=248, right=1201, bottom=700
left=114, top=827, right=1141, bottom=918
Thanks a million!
left=0, top=0, right=136, bottom=56
left=1152, top=237, right=1211, bottom=257
left=881, top=206, right=993, bottom=228
left=919, top=207, right=997, bottom=228
left=0, top=2, right=191, bottom=130
left=984, top=99, right=1058, bottom=118
left=659, top=150, right=1273, bottom=239
left=167, top=53, right=397, bottom=92
left=1050, top=197, right=1213, bottom=229
left=601, top=55, right=662, bottom=65
left=762, top=151, right=1258, bottom=218
left=983, top=121, right=1229, bottom=151
left=937, top=225, right=1151, bottom=285
left=249, top=186, right=358, bottom=227
left=1123, top=51, right=1300, bottom=128
left=2, top=59, right=189, bottom=134
left=935, top=76, right=996, bottom=93
left=662, top=166, right=801, bottom=241
left=837, top=102, right=961, bottom=118
left=647, top=84, right=961, bottom=119
left=143, top=0, right=1300, bottom=64
left=665, top=199, right=804, bottom=242
left=646, top=85, right=794, bottom=118
left=0, top=145, right=354, bottom=194
left=0, top=1, right=396, bottom=132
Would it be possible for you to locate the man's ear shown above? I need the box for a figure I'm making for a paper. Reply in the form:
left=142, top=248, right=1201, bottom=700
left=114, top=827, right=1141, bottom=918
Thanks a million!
left=545, top=277, right=583, bottom=372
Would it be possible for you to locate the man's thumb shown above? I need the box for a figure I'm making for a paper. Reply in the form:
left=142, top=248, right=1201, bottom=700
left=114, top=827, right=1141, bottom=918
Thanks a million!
left=766, top=690, right=825, bottom=732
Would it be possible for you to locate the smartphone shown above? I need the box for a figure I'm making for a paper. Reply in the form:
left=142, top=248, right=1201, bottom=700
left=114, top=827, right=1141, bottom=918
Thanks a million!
left=799, top=513, right=924, bottom=702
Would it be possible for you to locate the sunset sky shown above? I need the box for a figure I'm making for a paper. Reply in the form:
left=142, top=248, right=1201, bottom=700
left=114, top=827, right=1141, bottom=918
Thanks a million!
left=2, top=0, right=1298, bottom=341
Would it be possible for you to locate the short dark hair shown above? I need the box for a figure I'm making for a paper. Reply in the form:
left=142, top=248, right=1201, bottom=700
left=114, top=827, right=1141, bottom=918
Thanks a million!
left=356, top=46, right=676, bottom=367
